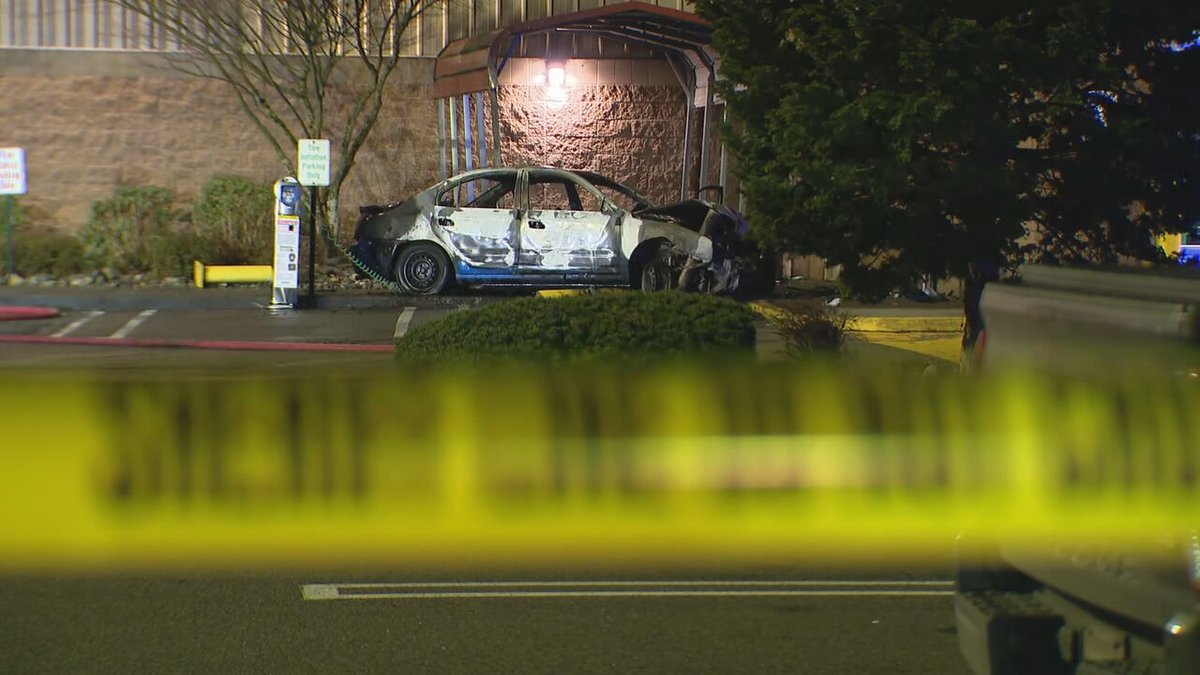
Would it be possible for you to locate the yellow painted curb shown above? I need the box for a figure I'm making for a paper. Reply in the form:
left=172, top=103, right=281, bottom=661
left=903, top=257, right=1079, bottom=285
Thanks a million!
left=845, top=316, right=964, bottom=333
left=748, top=301, right=789, bottom=322
left=535, top=289, right=632, bottom=298
left=848, top=333, right=963, bottom=363
left=750, top=301, right=962, bottom=333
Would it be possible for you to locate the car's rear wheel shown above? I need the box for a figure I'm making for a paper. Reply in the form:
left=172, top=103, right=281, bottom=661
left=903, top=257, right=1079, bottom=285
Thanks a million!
left=394, top=243, right=451, bottom=295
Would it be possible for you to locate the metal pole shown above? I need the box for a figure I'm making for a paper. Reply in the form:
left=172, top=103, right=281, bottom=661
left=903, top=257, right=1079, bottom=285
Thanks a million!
left=3, top=196, right=13, bottom=283
left=680, top=90, right=694, bottom=201
left=463, top=93, right=474, bottom=173
left=490, top=87, right=503, bottom=167
left=476, top=92, right=489, bottom=169
left=437, top=98, right=448, bottom=180
left=307, top=187, right=317, bottom=307
left=463, top=94, right=475, bottom=201
left=665, top=55, right=694, bottom=201
left=718, top=105, right=729, bottom=204
left=698, top=68, right=715, bottom=197
left=449, top=97, right=460, bottom=176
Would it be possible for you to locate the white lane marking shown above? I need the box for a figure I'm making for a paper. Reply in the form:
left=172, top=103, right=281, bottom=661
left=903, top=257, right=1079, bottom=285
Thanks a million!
left=302, top=587, right=954, bottom=601
left=332, top=580, right=954, bottom=588
left=51, top=310, right=104, bottom=338
left=393, top=306, right=417, bottom=338
left=109, top=309, right=157, bottom=339
left=301, top=580, right=954, bottom=601
left=301, top=584, right=341, bottom=601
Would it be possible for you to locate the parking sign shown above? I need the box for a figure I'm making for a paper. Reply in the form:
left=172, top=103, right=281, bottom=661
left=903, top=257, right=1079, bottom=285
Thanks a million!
left=297, top=139, right=330, bottom=187
left=0, top=148, right=27, bottom=195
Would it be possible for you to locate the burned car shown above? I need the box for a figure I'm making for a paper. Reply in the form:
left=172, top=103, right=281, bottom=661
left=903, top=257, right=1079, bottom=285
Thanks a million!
left=352, top=167, right=770, bottom=295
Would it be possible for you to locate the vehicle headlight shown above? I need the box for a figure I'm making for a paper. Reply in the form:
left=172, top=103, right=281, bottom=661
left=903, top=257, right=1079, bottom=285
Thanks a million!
left=694, top=236, right=714, bottom=263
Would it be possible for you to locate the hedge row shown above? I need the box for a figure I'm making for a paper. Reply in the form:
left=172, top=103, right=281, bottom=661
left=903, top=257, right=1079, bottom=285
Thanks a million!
left=395, top=291, right=758, bottom=363
left=4, top=176, right=274, bottom=279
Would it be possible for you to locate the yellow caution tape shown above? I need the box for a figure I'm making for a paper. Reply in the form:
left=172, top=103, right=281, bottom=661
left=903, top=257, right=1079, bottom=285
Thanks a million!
left=0, top=363, right=1196, bottom=570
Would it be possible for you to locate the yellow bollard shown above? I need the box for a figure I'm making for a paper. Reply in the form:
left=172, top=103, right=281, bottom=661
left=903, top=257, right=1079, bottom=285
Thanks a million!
left=193, top=260, right=273, bottom=288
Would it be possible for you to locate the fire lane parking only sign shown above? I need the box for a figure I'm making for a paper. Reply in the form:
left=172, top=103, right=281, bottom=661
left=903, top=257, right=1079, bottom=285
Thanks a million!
left=0, top=148, right=27, bottom=195
left=297, top=139, right=330, bottom=187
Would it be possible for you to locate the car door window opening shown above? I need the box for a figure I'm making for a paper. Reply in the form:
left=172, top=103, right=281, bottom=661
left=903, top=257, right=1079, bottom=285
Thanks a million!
left=439, top=179, right=516, bottom=210
left=528, top=173, right=605, bottom=214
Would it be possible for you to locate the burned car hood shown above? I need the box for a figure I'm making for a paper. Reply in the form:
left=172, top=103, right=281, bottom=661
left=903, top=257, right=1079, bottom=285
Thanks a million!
left=637, top=199, right=753, bottom=239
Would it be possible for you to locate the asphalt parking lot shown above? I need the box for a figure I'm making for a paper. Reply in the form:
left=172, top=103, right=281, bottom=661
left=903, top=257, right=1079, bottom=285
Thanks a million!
left=0, top=285, right=964, bottom=371
left=0, top=285, right=970, bottom=673
left=0, top=566, right=967, bottom=675
left=0, top=287, right=485, bottom=368
left=0, top=306, right=442, bottom=343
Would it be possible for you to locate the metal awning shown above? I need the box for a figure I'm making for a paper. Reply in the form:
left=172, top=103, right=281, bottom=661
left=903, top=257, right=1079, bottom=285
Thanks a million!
left=433, top=1, right=716, bottom=104
left=432, top=2, right=724, bottom=202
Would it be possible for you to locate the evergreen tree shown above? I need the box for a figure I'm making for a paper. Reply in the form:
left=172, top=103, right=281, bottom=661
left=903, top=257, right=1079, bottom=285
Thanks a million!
left=697, top=0, right=1199, bottom=342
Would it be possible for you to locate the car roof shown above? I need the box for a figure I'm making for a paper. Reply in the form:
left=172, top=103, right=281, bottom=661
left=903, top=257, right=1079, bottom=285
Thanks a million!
left=436, top=167, right=653, bottom=208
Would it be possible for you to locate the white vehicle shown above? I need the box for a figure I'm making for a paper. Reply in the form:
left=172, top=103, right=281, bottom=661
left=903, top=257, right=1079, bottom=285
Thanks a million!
left=352, top=167, right=762, bottom=295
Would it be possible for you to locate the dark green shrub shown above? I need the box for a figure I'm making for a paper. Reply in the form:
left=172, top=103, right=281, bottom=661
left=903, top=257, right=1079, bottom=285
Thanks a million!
left=838, top=264, right=911, bottom=303
left=0, top=231, right=86, bottom=277
left=769, top=301, right=847, bottom=355
left=1, top=196, right=33, bottom=229
left=147, top=227, right=224, bottom=279
left=78, top=185, right=182, bottom=276
left=191, top=175, right=273, bottom=264
left=1, top=199, right=87, bottom=277
left=395, top=291, right=757, bottom=363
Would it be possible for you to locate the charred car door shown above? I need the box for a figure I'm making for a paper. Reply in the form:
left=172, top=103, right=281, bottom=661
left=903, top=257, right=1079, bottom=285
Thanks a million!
left=517, top=170, right=621, bottom=280
left=434, top=170, right=520, bottom=269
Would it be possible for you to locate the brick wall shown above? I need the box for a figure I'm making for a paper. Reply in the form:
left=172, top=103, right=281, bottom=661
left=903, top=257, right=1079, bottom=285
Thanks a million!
left=0, top=49, right=442, bottom=230
left=0, top=49, right=696, bottom=233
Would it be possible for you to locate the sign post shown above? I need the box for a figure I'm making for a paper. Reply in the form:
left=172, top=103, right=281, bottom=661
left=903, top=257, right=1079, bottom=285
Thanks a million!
left=268, top=177, right=303, bottom=310
left=297, top=139, right=331, bottom=307
left=0, top=148, right=27, bottom=284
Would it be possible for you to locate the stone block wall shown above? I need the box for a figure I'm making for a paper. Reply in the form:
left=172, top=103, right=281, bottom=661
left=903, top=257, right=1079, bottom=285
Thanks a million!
left=497, top=83, right=687, bottom=206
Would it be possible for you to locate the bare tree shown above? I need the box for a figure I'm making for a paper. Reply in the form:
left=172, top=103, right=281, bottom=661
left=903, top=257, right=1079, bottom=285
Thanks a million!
left=107, top=0, right=445, bottom=240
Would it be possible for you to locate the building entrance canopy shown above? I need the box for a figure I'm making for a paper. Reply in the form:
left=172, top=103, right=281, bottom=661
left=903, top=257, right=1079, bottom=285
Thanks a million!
left=430, top=1, right=723, bottom=202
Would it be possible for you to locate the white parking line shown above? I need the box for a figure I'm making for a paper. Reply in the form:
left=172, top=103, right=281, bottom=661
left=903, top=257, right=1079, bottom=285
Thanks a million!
left=51, top=310, right=105, bottom=338
left=301, top=580, right=954, bottom=601
left=393, top=306, right=417, bottom=338
left=109, top=309, right=157, bottom=339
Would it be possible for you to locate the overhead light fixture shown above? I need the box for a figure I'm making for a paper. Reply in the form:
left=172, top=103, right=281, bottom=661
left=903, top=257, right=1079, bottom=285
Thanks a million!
left=542, top=61, right=569, bottom=109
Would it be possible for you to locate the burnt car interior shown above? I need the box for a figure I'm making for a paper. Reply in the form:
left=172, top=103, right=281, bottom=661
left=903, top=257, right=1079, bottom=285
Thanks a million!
left=439, top=175, right=516, bottom=209
left=437, top=173, right=606, bottom=213
left=527, top=173, right=602, bottom=213
left=574, top=171, right=654, bottom=213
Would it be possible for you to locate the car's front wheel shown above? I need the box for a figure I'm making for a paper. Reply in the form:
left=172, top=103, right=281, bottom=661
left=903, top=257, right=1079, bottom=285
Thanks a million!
left=394, top=243, right=451, bottom=295
left=637, top=243, right=676, bottom=292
